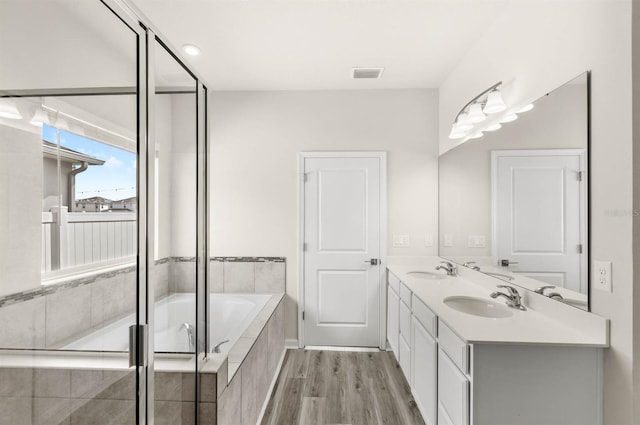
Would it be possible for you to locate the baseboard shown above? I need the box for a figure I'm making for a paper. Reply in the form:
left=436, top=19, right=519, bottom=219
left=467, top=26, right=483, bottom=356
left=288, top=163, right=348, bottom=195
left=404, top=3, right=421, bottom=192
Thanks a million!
left=285, top=338, right=299, bottom=349
left=256, top=347, right=289, bottom=425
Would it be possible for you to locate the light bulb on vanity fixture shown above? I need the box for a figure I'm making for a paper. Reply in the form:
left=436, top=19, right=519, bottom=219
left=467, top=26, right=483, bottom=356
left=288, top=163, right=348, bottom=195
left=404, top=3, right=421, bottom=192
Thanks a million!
left=30, top=107, right=49, bottom=127
left=483, top=90, right=507, bottom=114
left=467, top=103, right=486, bottom=124
left=0, top=98, right=23, bottom=119
left=500, top=112, right=519, bottom=123
left=485, top=122, right=502, bottom=132
left=517, top=103, right=534, bottom=113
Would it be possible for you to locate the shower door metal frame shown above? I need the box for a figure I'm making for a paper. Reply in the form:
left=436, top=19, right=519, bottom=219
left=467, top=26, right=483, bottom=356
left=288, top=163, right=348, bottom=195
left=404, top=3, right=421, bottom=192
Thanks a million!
left=100, top=0, right=211, bottom=424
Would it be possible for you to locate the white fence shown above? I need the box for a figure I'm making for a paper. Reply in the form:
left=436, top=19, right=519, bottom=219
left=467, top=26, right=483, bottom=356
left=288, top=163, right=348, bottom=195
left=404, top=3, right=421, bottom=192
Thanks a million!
left=42, top=207, right=136, bottom=273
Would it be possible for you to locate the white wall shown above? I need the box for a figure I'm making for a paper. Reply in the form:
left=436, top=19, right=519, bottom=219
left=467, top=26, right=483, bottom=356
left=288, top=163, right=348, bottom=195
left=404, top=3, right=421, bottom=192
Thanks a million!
left=0, top=125, right=42, bottom=296
left=438, top=1, right=633, bottom=423
left=209, top=89, right=439, bottom=339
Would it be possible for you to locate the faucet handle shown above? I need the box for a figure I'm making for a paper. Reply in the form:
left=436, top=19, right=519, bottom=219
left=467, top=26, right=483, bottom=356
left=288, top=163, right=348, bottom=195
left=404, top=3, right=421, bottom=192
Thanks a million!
left=496, top=284, right=520, bottom=297
left=534, top=285, right=556, bottom=295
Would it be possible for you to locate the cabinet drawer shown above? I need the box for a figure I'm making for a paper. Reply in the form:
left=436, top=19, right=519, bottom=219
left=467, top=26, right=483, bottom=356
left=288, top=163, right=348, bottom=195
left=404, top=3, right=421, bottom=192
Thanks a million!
left=400, top=282, right=412, bottom=307
left=438, top=322, right=468, bottom=374
left=399, top=300, right=412, bottom=347
left=399, top=334, right=411, bottom=383
left=412, top=294, right=437, bottom=338
left=388, top=271, right=400, bottom=294
left=438, top=349, right=469, bottom=425
left=412, top=317, right=437, bottom=425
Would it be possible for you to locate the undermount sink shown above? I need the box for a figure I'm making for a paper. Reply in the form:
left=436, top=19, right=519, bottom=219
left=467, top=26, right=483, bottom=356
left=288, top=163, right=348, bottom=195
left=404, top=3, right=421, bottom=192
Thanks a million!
left=407, top=271, right=447, bottom=280
left=444, top=296, right=514, bottom=318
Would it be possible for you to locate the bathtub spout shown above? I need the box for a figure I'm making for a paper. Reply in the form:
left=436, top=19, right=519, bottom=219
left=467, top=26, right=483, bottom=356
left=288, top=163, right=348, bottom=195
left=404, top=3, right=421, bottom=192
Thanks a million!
left=180, top=322, right=196, bottom=352
left=213, top=340, right=230, bottom=354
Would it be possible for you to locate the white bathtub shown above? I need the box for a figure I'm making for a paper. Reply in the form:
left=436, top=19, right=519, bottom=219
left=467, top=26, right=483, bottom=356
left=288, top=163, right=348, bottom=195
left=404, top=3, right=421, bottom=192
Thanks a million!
left=63, top=293, right=271, bottom=354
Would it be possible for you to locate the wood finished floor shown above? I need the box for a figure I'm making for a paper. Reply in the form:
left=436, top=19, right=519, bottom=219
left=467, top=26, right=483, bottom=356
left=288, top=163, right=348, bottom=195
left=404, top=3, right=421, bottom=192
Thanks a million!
left=260, top=349, right=426, bottom=425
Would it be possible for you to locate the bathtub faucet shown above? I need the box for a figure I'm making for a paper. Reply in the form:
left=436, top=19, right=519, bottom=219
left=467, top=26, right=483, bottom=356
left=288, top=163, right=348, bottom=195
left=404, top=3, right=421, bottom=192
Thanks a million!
left=180, top=322, right=196, bottom=351
left=213, top=340, right=230, bottom=354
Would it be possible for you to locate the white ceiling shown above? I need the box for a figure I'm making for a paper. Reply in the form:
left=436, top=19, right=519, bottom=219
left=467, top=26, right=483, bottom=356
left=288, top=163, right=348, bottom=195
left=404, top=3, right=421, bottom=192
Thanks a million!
left=131, top=0, right=509, bottom=91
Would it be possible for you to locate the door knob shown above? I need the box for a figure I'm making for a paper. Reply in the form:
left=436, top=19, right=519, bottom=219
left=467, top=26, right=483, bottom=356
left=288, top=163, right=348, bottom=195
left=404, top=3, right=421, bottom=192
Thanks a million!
left=364, top=259, right=380, bottom=265
left=500, top=259, right=519, bottom=267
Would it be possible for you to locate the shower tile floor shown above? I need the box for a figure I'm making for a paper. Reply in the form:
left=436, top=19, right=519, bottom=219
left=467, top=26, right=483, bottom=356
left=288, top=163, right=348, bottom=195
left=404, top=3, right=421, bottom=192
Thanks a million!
left=261, top=349, right=425, bottom=425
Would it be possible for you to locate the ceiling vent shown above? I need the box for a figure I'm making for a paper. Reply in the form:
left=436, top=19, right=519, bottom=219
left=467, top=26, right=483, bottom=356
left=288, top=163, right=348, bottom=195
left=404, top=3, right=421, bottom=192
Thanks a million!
left=352, top=67, right=384, bottom=79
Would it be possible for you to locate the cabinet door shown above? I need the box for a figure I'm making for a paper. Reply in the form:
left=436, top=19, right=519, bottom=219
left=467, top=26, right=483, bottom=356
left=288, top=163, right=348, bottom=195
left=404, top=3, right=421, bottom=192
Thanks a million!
left=399, top=299, right=412, bottom=347
left=387, top=286, right=400, bottom=357
left=399, top=334, right=411, bottom=383
left=412, top=316, right=437, bottom=425
left=438, top=349, right=469, bottom=425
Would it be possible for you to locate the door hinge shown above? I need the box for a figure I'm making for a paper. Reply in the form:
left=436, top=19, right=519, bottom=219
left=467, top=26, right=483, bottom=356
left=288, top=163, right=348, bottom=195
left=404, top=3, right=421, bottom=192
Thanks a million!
left=303, top=242, right=307, bottom=251
left=577, top=244, right=583, bottom=254
left=302, top=311, right=305, bottom=320
left=303, top=173, right=307, bottom=182
left=577, top=171, right=584, bottom=182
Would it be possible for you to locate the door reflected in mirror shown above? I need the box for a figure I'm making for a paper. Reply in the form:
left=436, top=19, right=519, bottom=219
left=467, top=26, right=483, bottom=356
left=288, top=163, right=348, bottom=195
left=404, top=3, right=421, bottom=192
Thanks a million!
left=439, top=72, right=590, bottom=310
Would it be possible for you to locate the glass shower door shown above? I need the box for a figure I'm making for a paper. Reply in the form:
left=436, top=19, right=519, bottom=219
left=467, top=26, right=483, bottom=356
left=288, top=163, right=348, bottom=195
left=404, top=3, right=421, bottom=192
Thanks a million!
left=0, top=1, right=149, bottom=424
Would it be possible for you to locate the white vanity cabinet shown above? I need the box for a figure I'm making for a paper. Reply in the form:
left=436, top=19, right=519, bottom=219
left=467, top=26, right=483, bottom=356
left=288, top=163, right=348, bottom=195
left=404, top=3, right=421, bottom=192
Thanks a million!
left=386, top=268, right=605, bottom=425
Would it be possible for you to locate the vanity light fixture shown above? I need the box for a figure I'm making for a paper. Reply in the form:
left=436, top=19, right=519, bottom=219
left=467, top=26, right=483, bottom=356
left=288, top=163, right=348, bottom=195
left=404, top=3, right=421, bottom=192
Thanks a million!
left=448, top=81, right=505, bottom=140
left=30, top=107, right=49, bottom=127
left=0, top=98, right=23, bottom=119
left=182, top=43, right=201, bottom=56
left=517, top=103, right=534, bottom=113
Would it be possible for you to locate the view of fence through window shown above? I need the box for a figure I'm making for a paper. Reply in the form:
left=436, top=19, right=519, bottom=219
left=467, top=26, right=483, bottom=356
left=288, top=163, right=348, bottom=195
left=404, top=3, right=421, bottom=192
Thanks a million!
left=41, top=124, right=137, bottom=275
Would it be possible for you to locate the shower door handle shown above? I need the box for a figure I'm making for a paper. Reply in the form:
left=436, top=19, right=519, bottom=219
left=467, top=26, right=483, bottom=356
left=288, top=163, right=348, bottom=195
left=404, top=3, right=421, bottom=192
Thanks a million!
left=129, top=324, right=149, bottom=368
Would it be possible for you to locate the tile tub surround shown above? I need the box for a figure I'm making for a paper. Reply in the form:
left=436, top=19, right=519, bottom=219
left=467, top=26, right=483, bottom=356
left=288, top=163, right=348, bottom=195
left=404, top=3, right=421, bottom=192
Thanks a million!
left=218, top=295, right=286, bottom=425
left=209, top=257, right=286, bottom=294
left=0, top=292, right=285, bottom=425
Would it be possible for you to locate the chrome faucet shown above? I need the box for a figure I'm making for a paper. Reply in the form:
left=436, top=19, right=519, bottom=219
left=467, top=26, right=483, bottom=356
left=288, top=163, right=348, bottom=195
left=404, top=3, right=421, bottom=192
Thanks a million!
left=534, top=285, right=564, bottom=300
left=463, top=261, right=481, bottom=271
left=490, top=285, right=526, bottom=311
left=436, top=261, right=458, bottom=277
left=180, top=322, right=196, bottom=351
left=212, top=339, right=230, bottom=354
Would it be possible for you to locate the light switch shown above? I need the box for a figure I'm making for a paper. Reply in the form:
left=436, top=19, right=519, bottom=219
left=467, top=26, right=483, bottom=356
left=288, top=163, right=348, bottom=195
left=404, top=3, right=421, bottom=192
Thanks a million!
left=443, top=234, right=453, bottom=247
left=467, top=235, right=486, bottom=248
left=424, top=234, right=434, bottom=247
left=594, top=261, right=612, bottom=292
left=393, top=235, right=410, bottom=248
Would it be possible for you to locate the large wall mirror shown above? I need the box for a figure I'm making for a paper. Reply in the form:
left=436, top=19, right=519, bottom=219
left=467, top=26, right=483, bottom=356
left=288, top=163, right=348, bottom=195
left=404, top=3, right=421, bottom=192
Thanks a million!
left=439, top=72, right=590, bottom=310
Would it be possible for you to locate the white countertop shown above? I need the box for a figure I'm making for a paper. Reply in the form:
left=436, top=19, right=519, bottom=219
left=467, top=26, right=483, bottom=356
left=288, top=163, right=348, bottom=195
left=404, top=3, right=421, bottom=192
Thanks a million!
left=387, top=259, right=609, bottom=347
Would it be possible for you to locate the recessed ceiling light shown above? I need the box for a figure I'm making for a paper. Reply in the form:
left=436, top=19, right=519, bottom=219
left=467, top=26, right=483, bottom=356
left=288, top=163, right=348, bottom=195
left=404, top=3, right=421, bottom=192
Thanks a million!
left=182, top=44, right=201, bottom=56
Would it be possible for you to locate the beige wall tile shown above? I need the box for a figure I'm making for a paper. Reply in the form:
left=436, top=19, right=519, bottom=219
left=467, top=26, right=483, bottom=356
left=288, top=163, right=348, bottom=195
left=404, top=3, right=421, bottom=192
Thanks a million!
left=223, top=262, right=254, bottom=293
left=217, top=370, right=242, bottom=425
left=254, top=262, right=285, bottom=293
left=45, top=284, right=91, bottom=347
left=210, top=260, right=224, bottom=293
left=0, top=298, right=46, bottom=348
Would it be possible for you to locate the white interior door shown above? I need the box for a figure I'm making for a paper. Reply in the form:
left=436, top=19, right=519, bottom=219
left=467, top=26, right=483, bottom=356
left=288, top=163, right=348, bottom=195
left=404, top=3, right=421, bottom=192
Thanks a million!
left=302, top=154, right=383, bottom=347
left=492, top=149, right=586, bottom=293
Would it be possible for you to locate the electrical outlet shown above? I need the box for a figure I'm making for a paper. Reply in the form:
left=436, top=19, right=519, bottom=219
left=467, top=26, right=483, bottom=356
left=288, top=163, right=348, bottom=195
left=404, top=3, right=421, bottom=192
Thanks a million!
left=424, top=234, right=433, bottom=247
left=392, top=235, right=410, bottom=248
left=594, top=261, right=612, bottom=292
